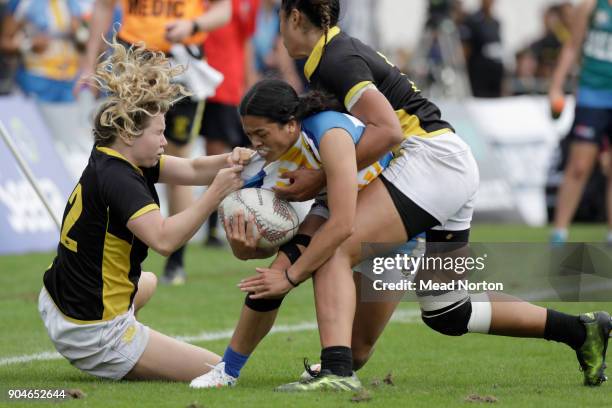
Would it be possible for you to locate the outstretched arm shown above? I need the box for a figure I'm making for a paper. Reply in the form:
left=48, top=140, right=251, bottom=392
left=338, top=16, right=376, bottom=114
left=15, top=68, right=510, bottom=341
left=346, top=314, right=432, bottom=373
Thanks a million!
left=129, top=166, right=243, bottom=256
left=165, top=0, right=232, bottom=43
left=159, top=147, right=253, bottom=186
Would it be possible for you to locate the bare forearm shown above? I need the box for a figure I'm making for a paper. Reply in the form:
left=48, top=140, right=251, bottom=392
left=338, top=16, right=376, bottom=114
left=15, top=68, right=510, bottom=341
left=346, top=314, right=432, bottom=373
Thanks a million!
left=355, top=125, right=401, bottom=170
left=82, top=0, right=115, bottom=71
left=551, top=0, right=593, bottom=93
left=191, top=153, right=230, bottom=185
left=550, top=44, right=578, bottom=93
left=157, top=190, right=222, bottom=254
left=244, top=40, right=258, bottom=88
left=194, top=0, right=231, bottom=33
left=288, top=220, right=352, bottom=282
left=351, top=90, right=404, bottom=170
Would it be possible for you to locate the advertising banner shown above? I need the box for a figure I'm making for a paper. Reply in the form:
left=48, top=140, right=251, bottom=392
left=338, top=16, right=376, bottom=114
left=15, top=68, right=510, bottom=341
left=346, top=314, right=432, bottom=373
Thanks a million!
left=0, top=95, right=73, bottom=254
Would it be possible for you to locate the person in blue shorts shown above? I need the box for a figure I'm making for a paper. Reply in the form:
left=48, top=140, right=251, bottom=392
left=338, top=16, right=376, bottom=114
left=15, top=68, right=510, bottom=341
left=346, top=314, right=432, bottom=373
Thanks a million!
left=550, top=0, right=612, bottom=244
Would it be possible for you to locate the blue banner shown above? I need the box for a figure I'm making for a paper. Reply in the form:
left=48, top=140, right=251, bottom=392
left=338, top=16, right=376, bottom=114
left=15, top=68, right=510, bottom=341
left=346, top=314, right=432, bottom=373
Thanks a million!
left=0, top=95, right=73, bottom=255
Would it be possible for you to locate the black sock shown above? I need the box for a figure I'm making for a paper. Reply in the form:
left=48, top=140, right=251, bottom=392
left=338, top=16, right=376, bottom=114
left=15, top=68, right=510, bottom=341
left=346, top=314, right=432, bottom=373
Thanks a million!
left=208, top=211, right=218, bottom=239
left=321, top=346, right=353, bottom=377
left=167, top=245, right=185, bottom=269
left=544, top=309, right=586, bottom=350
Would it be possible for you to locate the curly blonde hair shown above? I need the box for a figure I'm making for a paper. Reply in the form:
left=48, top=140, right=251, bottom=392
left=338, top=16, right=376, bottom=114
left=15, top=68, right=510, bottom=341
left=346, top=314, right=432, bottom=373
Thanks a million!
left=92, top=37, right=189, bottom=146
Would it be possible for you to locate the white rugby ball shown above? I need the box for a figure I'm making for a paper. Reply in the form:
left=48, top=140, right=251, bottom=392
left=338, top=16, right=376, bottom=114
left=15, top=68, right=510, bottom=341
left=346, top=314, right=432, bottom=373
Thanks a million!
left=218, top=188, right=300, bottom=249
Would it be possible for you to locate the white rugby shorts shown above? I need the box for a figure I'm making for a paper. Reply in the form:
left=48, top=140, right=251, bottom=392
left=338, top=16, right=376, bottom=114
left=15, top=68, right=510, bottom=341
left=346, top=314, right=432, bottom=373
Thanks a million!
left=38, top=287, right=149, bottom=380
left=382, top=132, right=479, bottom=232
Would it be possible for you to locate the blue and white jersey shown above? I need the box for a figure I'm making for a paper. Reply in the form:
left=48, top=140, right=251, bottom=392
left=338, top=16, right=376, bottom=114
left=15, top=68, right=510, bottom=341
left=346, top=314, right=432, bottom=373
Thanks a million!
left=241, top=111, right=393, bottom=195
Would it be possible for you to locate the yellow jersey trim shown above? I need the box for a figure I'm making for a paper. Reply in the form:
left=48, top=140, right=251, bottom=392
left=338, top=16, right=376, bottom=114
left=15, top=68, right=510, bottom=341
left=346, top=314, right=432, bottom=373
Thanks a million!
left=102, top=209, right=134, bottom=321
left=159, top=155, right=166, bottom=174
left=304, top=26, right=342, bottom=81
left=416, top=128, right=452, bottom=139
left=395, top=109, right=451, bottom=139
left=344, top=81, right=373, bottom=110
left=96, top=146, right=143, bottom=176
left=129, top=203, right=160, bottom=221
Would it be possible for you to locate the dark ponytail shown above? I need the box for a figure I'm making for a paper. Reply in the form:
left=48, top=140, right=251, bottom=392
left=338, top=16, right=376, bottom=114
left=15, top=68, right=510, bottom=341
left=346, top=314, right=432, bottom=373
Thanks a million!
left=296, top=90, right=344, bottom=119
left=281, top=0, right=341, bottom=39
left=239, top=79, right=343, bottom=124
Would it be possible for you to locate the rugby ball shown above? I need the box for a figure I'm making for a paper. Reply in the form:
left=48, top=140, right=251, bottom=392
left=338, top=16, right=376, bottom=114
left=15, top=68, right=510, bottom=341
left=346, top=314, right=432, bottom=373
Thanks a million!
left=218, top=188, right=300, bottom=249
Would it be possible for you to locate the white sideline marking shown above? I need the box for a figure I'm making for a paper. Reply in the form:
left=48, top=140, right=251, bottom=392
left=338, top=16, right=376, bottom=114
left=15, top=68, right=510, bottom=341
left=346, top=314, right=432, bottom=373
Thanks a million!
left=0, top=309, right=420, bottom=367
left=0, top=351, right=62, bottom=366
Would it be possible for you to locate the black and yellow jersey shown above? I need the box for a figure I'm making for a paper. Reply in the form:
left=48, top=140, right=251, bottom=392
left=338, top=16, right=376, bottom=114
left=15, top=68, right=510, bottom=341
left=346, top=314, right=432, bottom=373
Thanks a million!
left=304, top=26, right=453, bottom=139
left=43, top=147, right=163, bottom=323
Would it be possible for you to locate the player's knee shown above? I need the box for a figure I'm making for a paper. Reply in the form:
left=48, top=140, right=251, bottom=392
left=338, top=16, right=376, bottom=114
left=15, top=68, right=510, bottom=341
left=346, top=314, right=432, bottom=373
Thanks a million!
left=338, top=235, right=361, bottom=266
left=134, top=272, right=157, bottom=312
left=244, top=294, right=285, bottom=312
left=420, top=292, right=492, bottom=336
left=140, top=271, right=158, bottom=293
left=421, top=298, right=472, bottom=336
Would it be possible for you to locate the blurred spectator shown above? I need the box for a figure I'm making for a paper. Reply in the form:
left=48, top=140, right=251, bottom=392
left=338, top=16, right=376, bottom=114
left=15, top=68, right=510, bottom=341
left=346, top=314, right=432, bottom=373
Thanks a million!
left=339, top=0, right=379, bottom=49
left=510, top=47, right=538, bottom=95
left=0, top=0, right=17, bottom=94
left=252, top=0, right=278, bottom=76
left=201, top=0, right=259, bottom=246
left=530, top=4, right=571, bottom=81
left=460, top=0, right=504, bottom=97
left=251, top=0, right=303, bottom=91
left=549, top=0, right=612, bottom=244
left=0, top=0, right=85, bottom=102
left=427, top=0, right=461, bottom=28
left=424, top=0, right=470, bottom=98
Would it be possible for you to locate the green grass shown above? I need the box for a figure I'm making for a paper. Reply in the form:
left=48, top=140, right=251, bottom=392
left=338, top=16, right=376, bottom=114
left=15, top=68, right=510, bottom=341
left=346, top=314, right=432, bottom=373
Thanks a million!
left=0, top=224, right=611, bottom=407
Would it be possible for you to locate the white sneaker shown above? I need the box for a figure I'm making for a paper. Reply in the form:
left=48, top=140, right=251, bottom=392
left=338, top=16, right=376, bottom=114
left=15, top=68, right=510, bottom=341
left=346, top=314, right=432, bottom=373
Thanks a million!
left=190, top=361, right=237, bottom=389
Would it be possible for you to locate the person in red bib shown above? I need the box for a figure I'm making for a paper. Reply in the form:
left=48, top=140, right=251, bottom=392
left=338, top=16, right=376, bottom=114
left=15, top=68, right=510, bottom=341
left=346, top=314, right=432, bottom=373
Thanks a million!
left=201, top=0, right=259, bottom=247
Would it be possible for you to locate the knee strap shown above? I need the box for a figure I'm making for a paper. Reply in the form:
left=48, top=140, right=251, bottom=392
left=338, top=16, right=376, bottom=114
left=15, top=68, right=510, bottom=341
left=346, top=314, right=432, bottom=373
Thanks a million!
left=244, top=295, right=285, bottom=312
left=421, top=297, right=472, bottom=336
left=278, top=234, right=311, bottom=264
left=419, top=292, right=492, bottom=336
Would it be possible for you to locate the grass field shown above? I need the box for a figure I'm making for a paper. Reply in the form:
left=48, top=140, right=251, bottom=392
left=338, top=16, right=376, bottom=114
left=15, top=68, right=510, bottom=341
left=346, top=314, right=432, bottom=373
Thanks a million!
left=1, top=224, right=611, bottom=407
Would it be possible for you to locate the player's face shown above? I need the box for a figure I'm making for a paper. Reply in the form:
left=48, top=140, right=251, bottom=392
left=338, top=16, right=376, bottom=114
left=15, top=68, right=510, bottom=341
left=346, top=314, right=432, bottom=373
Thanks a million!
left=132, top=114, right=167, bottom=168
left=279, top=9, right=302, bottom=58
left=241, top=115, right=298, bottom=162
